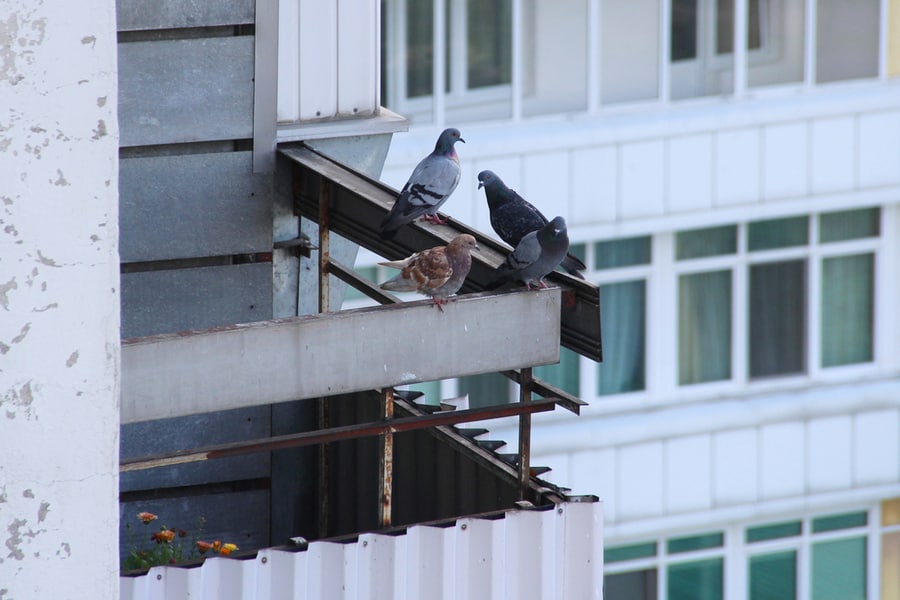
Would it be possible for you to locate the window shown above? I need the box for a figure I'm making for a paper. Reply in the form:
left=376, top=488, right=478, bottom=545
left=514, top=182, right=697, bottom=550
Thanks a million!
left=382, top=0, right=883, bottom=124
left=383, top=0, right=513, bottom=123
left=382, top=0, right=590, bottom=123
left=594, top=236, right=652, bottom=396
left=816, top=0, right=879, bottom=83
left=674, top=209, right=880, bottom=389
left=605, top=532, right=725, bottom=600
left=606, top=506, right=890, bottom=600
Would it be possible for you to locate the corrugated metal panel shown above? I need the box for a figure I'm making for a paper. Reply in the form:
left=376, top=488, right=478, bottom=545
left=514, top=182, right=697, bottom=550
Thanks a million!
left=120, top=152, right=272, bottom=262
left=118, top=37, right=255, bottom=147
left=278, top=0, right=380, bottom=122
left=120, top=501, right=603, bottom=600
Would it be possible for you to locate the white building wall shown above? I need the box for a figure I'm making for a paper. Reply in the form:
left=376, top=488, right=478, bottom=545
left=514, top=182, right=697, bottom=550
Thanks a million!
left=381, top=82, right=900, bottom=242
left=0, top=0, right=120, bottom=598
left=379, top=80, right=900, bottom=547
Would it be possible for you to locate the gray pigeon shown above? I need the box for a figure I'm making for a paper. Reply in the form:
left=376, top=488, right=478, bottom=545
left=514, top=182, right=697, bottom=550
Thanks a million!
left=488, top=216, right=570, bottom=290
left=478, top=170, right=586, bottom=278
left=380, top=128, right=465, bottom=239
left=379, top=234, right=479, bottom=311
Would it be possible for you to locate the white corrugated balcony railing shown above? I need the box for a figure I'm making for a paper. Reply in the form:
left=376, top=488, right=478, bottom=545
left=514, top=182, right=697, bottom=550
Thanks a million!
left=121, top=501, right=604, bottom=600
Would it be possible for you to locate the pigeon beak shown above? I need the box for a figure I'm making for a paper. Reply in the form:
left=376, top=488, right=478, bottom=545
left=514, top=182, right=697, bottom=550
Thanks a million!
left=477, top=181, right=484, bottom=189
left=459, top=137, right=466, bottom=143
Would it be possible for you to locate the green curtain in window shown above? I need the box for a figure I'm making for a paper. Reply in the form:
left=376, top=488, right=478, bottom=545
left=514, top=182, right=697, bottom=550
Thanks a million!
left=534, top=346, right=580, bottom=397
left=668, top=558, right=723, bottom=600
left=679, top=270, right=732, bottom=384
left=821, top=253, right=874, bottom=367
left=749, top=551, right=796, bottom=600
left=811, top=537, right=867, bottom=600
left=598, top=280, right=646, bottom=395
left=458, top=372, right=508, bottom=408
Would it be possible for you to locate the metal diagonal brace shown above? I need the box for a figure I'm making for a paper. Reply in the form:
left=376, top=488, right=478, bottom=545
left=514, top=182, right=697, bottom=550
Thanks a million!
left=120, top=398, right=560, bottom=473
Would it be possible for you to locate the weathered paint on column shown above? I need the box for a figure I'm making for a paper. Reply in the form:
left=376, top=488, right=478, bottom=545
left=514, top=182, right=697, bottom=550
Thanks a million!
left=0, top=0, right=120, bottom=598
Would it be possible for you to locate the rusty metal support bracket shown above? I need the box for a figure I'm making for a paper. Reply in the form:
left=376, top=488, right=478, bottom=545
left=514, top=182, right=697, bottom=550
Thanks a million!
left=378, top=388, right=394, bottom=527
left=518, top=367, right=533, bottom=501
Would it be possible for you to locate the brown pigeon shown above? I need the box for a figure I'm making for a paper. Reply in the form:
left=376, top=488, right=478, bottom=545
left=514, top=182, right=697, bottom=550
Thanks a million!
left=378, top=234, right=479, bottom=311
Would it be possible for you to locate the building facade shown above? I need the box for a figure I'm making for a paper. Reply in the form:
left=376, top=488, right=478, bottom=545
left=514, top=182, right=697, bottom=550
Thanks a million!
left=370, top=1, right=900, bottom=598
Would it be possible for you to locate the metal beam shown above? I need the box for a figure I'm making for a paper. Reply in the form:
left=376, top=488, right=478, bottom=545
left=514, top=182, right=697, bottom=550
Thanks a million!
left=121, top=288, right=561, bottom=424
left=279, top=143, right=602, bottom=362
left=120, top=397, right=560, bottom=472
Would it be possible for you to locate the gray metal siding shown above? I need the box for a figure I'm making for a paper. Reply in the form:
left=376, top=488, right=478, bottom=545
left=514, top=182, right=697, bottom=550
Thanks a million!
left=120, top=263, right=273, bottom=338
left=117, top=0, right=254, bottom=31
left=118, top=37, right=255, bottom=147
left=119, top=152, right=271, bottom=262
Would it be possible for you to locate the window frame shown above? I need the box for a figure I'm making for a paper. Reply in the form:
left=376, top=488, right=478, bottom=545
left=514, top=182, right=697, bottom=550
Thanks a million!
left=382, top=0, right=514, bottom=123
left=666, top=210, right=883, bottom=400
left=604, top=504, right=889, bottom=600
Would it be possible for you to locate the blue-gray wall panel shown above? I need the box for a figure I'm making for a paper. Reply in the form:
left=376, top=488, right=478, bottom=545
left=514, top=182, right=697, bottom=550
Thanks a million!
left=117, top=0, right=254, bottom=31
left=120, top=405, right=272, bottom=491
left=118, top=37, right=255, bottom=147
left=120, top=152, right=272, bottom=262
left=121, top=263, right=273, bottom=338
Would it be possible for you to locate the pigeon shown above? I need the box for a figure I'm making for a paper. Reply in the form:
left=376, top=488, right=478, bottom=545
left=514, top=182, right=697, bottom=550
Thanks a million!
left=378, top=234, right=479, bottom=311
left=380, top=128, right=465, bottom=239
left=477, top=170, right=586, bottom=278
left=488, top=216, right=570, bottom=290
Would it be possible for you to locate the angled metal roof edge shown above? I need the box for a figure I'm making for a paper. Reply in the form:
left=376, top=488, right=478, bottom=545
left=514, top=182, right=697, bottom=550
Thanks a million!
left=278, top=142, right=602, bottom=362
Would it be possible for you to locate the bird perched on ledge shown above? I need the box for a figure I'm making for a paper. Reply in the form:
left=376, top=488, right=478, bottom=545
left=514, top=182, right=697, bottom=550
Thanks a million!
left=379, top=234, right=479, bottom=311
left=477, top=169, right=586, bottom=278
left=380, top=128, right=465, bottom=239
left=488, top=216, right=570, bottom=290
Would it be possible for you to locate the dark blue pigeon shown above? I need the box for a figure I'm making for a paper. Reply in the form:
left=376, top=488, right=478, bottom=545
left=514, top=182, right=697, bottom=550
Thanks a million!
left=488, top=216, right=571, bottom=290
left=478, top=170, right=586, bottom=278
left=380, top=128, right=465, bottom=239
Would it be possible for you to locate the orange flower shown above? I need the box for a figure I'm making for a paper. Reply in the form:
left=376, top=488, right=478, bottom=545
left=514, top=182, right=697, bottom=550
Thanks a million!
left=219, top=543, right=239, bottom=556
left=137, top=512, right=158, bottom=524
left=211, top=540, right=222, bottom=553
left=196, top=541, right=212, bottom=554
left=151, top=529, right=176, bottom=544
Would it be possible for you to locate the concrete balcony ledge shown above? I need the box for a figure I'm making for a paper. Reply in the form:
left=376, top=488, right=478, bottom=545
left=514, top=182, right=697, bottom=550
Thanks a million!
left=121, top=288, right=561, bottom=424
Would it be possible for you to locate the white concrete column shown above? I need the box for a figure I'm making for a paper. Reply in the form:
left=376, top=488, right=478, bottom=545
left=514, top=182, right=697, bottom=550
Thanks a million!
left=0, top=0, right=120, bottom=598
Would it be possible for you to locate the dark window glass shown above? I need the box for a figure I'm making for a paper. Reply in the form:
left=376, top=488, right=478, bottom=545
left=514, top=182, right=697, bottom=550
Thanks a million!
left=749, top=260, right=806, bottom=377
left=671, top=0, right=698, bottom=61
left=749, top=216, right=809, bottom=251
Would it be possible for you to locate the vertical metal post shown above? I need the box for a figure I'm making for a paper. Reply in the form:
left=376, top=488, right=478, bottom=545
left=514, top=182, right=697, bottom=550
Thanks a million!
left=318, top=177, right=331, bottom=313
left=378, top=388, right=394, bottom=528
left=317, top=176, right=331, bottom=538
left=518, top=367, right=532, bottom=501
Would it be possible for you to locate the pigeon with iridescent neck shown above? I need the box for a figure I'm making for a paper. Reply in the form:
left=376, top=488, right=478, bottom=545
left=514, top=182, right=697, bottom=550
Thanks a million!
left=488, top=216, right=570, bottom=290
left=380, top=128, right=465, bottom=239
left=477, top=170, right=585, bottom=278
